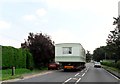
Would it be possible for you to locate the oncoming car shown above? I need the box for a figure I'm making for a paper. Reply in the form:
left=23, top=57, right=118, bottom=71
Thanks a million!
left=94, top=62, right=101, bottom=68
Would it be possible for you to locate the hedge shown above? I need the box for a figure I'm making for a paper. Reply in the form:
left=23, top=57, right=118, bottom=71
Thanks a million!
left=116, top=60, right=120, bottom=69
left=101, top=61, right=120, bottom=69
left=2, top=46, right=34, bottom=69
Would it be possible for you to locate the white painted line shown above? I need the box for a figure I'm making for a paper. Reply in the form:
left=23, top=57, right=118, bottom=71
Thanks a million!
left=75, top=73, right=80, bottom=77
left=107, top=71, right=119, bottom=80
left=72, top=78, right=78, bottom=80
left=64, top=78, right=72, bottom=83
left=82, top=73, right=85, bottom=77
left=75, top=78, right=81, bottom=84
left=87, top=67, right=89, bottom=70
left=85, top=70, right=88, bottom=73
left=85, top=67, right=89, bottom=73
left=103, top=68, right=119, bottom=80
left=110, top=73, right=119, bottom=80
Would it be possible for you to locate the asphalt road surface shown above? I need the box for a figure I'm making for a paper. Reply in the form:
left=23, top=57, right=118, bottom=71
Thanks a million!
left=7, top=63, right=120, bottom=84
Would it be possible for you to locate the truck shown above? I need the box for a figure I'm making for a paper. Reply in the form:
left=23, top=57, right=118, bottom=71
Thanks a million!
left=55, top=43, right=86, bottom=71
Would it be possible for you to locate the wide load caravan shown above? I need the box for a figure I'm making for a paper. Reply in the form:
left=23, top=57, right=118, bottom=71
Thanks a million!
left=55, top=43, right=86, bottom=71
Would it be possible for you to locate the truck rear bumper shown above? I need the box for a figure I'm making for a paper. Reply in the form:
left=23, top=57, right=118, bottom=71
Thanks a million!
left=64, top=66, right=74, bottom=69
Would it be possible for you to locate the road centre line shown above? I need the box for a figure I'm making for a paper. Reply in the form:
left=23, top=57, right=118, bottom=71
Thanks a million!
left=75, top=73, right=80, bottom=77
left=85, top=67, right=89, bottom=73
left=75, top=78, right=81, bottom=84
left=63, top=78, right=72, bottom=83
left=85, top=70, right=87, bottom=72
left=63, top=67, right=89, bottom=84
left=81, top=68, right=87, bottom=72
left=81, top=70, right=83, bottom=72
left=82, top=73, right=85, bottom=77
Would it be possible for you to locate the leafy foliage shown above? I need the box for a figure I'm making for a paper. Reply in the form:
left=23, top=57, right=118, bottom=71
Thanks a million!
left=106, top=16, right=120, bottom=62
left=2, top=46, right=33, bottom=69
left=21, top=32, right=55, bottom=68
left=93, top=46, right=106, bottom=61
left=116, top=60, right=120, bottom=69
left=101, top=60, right=120, bottom=70
left=86, top=51, right=92, bottom=62
left=93, top=16, right=120, bottom=62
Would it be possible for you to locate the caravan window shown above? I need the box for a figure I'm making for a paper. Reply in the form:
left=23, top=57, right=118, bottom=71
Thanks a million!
left=63, top=47, right=72, bottom=54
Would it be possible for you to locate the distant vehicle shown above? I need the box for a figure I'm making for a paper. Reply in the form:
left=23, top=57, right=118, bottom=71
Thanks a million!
left=48, top=62, right=60, bottom=70
left=55, top=43, right=86, bottom=71
left=94, top=62, right=101, bottom=68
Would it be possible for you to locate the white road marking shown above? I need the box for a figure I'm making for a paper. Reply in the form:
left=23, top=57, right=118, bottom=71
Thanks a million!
left=85, top=70, right=88, bottom=73
left=85, top=67, right=89, bottom=73
left=81, top=70, right=83, bottom=72
left=81, top=68, right=87, bottom=72
left=75, top=78, right=81, bottom=84
left=103, top=69, right=119, bottom=80
left=72, top=78, right=78, bottom=80
left=63, top=67, right=90, bottom=84
left=82, top=73, right=85, bottom=77
left=63, top=78, right=72, bottom=83
left=75, top=73, right=80, bottom=77
left=110, top=73, right=119, bottom=80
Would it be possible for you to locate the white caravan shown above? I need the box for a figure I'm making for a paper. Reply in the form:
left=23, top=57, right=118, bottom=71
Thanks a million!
left=55, top=43, right=86, bottom=70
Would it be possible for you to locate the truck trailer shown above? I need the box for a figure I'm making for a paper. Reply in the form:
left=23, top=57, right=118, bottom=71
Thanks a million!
left=55, top=43, right=86, bottom=71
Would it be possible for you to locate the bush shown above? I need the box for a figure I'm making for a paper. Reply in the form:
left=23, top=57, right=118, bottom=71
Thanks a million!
left=116, top=60, right=120, bottom=69
left=2, top=46, right=34, bottom=69
left=101, top=61, right=116, bottom=67
left=101, top=61, right=120, bottom=69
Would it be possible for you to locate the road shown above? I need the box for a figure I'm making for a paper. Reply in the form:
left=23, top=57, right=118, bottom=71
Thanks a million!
left=8, top=63, right=120, bottom=84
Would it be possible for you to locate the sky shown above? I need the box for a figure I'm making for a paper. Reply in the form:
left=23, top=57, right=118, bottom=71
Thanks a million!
left=0, top=0, right=119, bottom=53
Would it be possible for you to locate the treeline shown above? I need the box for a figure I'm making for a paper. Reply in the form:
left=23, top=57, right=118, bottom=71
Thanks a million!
left=93, top=16, right=120, bottom=63
left=2, top=46, right=34, bottom=69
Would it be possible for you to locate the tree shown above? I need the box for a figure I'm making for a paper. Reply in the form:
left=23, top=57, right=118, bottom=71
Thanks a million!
left=21, top=32, right=55, bottom=69
left=106, top=16, right=120, bottom=62
left=93, top=46, right=106, bottom=62
left=86, top=51, right=92, bottom=62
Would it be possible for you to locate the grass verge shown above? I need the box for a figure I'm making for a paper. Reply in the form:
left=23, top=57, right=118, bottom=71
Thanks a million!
left=102, top=65, right=120, bottom=73
left=1, top=67, right=48, bottom=81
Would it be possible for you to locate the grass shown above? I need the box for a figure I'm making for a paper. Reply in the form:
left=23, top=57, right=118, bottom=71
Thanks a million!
left=1, top=67, right=48, bottom=81
left=101, top=61, right=120, bottom=73
left=102, top=65, right=120, bottom=73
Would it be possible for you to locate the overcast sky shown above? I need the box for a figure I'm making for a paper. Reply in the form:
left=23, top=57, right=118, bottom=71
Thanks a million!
left=0, top=0, right=119, bottom=53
